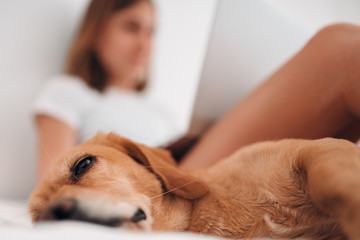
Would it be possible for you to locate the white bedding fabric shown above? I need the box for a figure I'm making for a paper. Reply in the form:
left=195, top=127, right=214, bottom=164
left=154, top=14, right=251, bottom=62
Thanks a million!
left=0, top=199, right=223, bottom=240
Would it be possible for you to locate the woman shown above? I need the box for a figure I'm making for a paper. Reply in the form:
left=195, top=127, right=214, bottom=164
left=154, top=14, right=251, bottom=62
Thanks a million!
left=33, top=0, right=177, bottom=181
left=35, top=1, right=360, bottom=180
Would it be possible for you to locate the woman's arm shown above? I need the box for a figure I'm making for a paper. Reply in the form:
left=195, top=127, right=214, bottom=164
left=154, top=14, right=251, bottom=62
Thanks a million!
left=35, top=115, right=76, bottom=183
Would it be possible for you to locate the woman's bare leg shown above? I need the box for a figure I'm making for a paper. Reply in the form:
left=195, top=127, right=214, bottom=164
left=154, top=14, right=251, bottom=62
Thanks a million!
left=180, top=23, right=360, bottom=168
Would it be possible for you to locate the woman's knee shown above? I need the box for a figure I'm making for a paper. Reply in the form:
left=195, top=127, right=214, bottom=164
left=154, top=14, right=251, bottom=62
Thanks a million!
left=317, top=23, right=360, bottom=36
left=317, top=24, right=360, bottom=81
left=315, top=24, right=360, bottom=119
left=309, top=23, right=360, bottom=52
left=301, top=23, right=360, bottom=80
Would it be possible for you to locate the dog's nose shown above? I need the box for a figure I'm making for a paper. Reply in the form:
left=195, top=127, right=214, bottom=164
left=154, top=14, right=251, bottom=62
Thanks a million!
left=37, top=199, right=147, bottom=228
left=51, top=199, right=77, bottom=220
left=131, top=208, right=146, bottom=223
left=40, top=198, right=77, bottom=221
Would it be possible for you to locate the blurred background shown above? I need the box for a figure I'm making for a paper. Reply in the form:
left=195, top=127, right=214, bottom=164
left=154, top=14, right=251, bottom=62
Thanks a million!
left=0, top=0, right=359, bottom=201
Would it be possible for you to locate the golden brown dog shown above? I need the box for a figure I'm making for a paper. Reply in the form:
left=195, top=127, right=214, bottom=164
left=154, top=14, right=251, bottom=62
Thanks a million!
left=29, top=132, right=360, bottom=239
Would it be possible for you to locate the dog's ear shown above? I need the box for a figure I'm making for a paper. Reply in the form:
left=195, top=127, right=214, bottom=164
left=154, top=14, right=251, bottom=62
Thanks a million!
left=99, top=132, right=209, bottom=200
left=133, top=144, right=209, bottom=200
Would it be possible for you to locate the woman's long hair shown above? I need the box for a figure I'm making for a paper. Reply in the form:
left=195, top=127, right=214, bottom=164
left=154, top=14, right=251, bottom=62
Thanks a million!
left=65, top=0, right=150, bottom=92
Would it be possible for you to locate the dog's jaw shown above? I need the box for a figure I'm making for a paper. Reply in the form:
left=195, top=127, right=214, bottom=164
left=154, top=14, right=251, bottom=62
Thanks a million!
left=149, top=194, right=193, bottom=231
left=147, top=183, right=247, bottom=236
left=148, top=185, right=253, bottom=238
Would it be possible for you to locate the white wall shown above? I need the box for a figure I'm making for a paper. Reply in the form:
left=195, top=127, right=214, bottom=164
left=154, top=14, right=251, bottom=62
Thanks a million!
left=0, top=0, right=89, bottom=199
left=264, top=0, right=360, bottom=35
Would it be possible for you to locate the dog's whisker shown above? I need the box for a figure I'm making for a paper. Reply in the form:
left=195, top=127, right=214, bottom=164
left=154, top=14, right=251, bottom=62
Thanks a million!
left=142, top=165, right=186, bottom=170
left=7, top=209, right=31, bottom=219
left=1, top=211, right=32, bottom=228
left=157, top=203, right=166, bottom=219
left=40, top=142, right=53, bottom=162
left=0, top=218, right=31, bottom=228
left=148, top=180, right=197, bottom=199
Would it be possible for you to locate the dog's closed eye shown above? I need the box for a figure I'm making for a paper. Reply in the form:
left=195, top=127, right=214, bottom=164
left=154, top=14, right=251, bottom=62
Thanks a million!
left=71, top=156, right=96, bottom=181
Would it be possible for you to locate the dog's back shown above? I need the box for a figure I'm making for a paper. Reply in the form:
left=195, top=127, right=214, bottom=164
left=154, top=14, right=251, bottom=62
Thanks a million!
left=192, top=139, right=351, bottom=239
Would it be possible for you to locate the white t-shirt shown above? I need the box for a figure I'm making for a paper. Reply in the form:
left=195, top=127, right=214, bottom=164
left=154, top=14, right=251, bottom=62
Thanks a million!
left=32, top=75, right=178, bottom=147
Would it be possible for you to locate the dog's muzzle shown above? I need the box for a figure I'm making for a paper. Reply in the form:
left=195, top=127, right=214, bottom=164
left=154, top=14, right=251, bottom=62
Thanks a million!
left=37, top=198, right=147, bottom=227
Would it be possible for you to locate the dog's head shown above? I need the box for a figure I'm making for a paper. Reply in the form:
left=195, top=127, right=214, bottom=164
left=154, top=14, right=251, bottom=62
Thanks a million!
left=29, top=132, right=208, bottom=230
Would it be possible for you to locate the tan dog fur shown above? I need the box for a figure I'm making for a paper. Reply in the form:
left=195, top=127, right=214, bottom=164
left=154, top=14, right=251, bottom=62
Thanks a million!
left=29, top=133, right=360, bottom=239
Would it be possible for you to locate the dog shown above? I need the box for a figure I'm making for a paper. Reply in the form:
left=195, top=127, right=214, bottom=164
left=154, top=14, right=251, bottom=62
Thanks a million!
left=29, top=132, right=360, bottom=239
